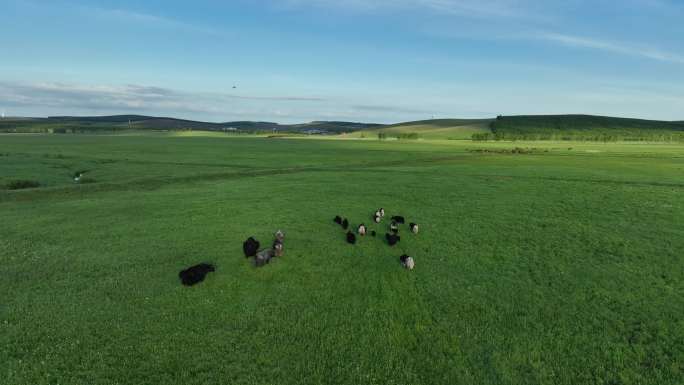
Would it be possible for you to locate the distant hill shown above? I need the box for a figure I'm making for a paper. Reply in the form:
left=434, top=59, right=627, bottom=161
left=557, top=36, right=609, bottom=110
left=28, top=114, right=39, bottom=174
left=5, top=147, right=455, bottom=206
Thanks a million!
left=2, top=114, right=683, bottom=141
left=343, top=119, right=493, bottom=140
left=0, top=115, right=381, bottom=134
left=47, top=115, right=277, bottom=131
left=290, top=121, right=384, bottom=133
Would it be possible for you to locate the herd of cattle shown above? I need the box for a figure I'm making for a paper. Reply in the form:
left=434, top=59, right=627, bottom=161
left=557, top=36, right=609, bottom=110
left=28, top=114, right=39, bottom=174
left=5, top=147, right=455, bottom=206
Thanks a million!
left=178, top=209, right=418, bottom=286
left=334, top=208, right=417, bottom=270
left=242, top=230, right=285, bottom=267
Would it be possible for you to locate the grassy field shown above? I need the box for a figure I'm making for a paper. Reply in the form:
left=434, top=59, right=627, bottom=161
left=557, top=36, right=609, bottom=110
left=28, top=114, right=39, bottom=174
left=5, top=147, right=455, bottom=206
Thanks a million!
left=1, top=134, right=683, bottom=385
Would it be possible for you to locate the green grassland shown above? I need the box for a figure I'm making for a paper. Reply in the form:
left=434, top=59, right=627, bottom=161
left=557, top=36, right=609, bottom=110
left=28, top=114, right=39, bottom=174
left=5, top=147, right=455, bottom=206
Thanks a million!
left=1, top=134, right=683, bottom=385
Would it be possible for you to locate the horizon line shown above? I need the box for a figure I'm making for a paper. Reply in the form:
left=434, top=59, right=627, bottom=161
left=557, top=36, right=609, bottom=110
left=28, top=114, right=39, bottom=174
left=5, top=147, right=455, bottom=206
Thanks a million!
left=1, top=113, right=682, bottom=125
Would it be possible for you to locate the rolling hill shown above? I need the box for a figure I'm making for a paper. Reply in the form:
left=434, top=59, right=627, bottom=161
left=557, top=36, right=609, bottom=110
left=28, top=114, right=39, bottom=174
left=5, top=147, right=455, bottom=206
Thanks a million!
left=1, top=114, right=683, bottom=141
left=341, top=119, right=493, bottom=140
left=0, top=115, right=381, bottom=134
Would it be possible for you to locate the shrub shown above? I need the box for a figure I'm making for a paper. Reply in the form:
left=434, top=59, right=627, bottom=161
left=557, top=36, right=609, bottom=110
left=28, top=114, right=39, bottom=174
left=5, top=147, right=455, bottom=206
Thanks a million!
left=472, top=133, right=495, bottom=141
left=397, top=133, right=419, bottom=140
left=5, top=180, right=41, bottom=190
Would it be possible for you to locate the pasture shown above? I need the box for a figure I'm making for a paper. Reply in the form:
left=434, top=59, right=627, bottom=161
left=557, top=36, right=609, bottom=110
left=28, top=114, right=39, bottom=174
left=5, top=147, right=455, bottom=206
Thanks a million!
left=1, top=134, right=683, bottom=385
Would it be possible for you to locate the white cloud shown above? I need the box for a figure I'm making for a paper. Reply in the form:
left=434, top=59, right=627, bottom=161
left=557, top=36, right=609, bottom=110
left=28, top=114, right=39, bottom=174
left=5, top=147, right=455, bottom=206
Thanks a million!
left=537, top=32, right=684, bottom=64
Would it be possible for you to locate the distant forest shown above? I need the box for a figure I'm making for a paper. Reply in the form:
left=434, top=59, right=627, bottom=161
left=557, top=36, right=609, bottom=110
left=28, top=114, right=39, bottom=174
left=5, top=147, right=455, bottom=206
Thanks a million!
left=473, top=115, right=684, bottom=142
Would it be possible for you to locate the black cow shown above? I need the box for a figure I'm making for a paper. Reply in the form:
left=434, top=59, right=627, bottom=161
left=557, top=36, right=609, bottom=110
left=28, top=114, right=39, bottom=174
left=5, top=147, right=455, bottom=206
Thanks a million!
left=386, top=233, right=400, bottom=246
left=346, top=231, right=356, bottom=244
left=400, top=255, right=415, bottom=270
left=409, top=223, right=419, bottom=234
left=391, top=216, right=405, bottom=224
left=243, top=237, right=260, bottom=257
left=179, top=263, right=215, bottom=286
left=334, top=216, right=343, bottom=225
left=342, top=218, right=349, bottom=230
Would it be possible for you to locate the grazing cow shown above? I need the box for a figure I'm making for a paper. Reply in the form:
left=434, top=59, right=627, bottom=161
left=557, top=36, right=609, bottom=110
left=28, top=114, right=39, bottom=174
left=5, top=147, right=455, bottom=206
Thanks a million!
left=179, top=263, right=215, bottom=286
left=379, top=208, right=385, bottom=217
left=334, top=216, right=342, bottom=225
left=391, top=216, right=405, bottom=224
left=374, top=210, right=382, bottom=218
left=374, top=215, right=381, bottom=223
left=73, top=170, right=88, bottom=183
left=386, top=233, right=400, bottom=246
left=409, top=223, right=419, bottom=234
left=243, top=237, right=260, bottom=257
left=371, top=230, right=376, bottom=237
left=273, top=240, right=284, bottom=257
left=358, top=224, right=367, bottom=236
left=390, top=221, right=399, bottom=234
left=346, top=231, right=356, bottom=244
left=342, top=218, right=349, bottom=230
left=275, top=230, right=285, bottom=242
left=400, top=255, right=415, bottom=270
left=255, top=248, right=275, bottom=267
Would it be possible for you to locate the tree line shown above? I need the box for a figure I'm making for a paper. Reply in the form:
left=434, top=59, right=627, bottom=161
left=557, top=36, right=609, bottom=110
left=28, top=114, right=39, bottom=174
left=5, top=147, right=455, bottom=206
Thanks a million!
left=472, top=131, right=684, bottom=142
left=377, top=132, right=419, bottom=140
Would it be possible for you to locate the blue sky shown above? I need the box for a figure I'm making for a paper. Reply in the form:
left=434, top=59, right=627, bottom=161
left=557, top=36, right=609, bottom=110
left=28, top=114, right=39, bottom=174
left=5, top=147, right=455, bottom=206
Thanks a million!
left=1, top=0, right=683, bottom=123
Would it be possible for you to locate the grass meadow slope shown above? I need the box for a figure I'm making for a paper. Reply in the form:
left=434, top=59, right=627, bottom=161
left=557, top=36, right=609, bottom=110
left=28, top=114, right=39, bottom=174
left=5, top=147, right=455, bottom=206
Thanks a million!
left=1, top=135, right=683, bottom=385
left=342, top=119, right=493, bottom=140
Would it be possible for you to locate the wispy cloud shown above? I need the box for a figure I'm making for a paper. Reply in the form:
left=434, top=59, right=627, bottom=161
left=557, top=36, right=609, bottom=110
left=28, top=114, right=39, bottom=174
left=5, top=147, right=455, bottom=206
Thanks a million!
left=280, top=0, right=542, bottom=20
left=0, top=81, right=326, bottom=120
left=351, top=104, right=432, bottom=114
left=83, top=6, right=234, bottom=38
left=10, top=0, right=233, bottom=39
left=536, top=32, right=684, bottom=64
left=282, top=0, right=684, bottom=65
left=0, top=80, right=482, bottom=122
left=415, top=0, right=539, bottom=19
